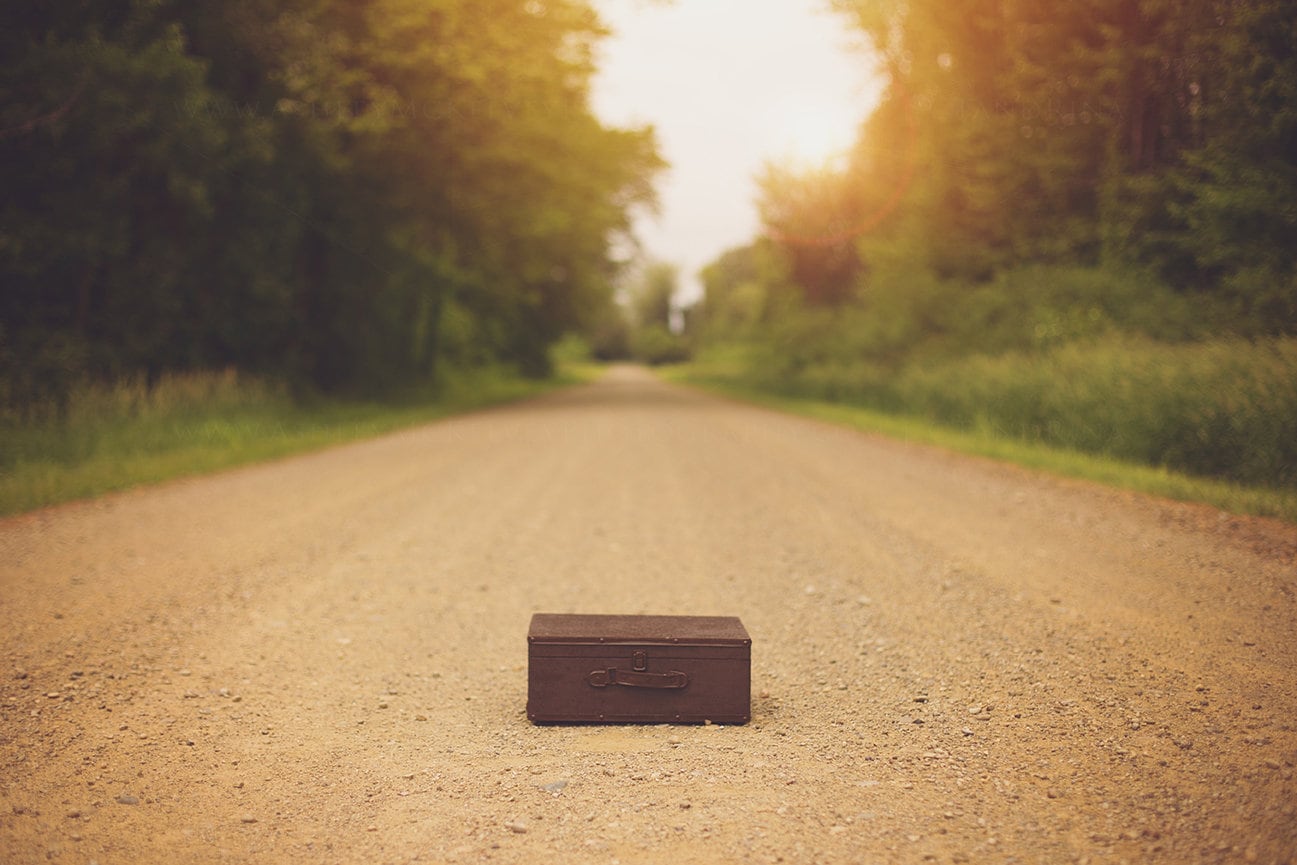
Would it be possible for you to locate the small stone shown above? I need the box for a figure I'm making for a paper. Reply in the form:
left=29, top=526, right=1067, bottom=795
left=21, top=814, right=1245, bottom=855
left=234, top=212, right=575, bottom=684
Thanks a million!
left=680, top=802, right=691, bottom=810
left=506, top=820, right=528, bottom=834
left=66, top=810, right=82, bottom=819
left=240, top=815, right=258, bottom=824
left=829, top=825, right=847, bottom=835
left=414, top=714, right=428, bottom=721
left=115, top=795, right=139, bottom=806
left=541, top=779, right=569, bottom=794
left=1264, top=759, right=1282, bottom=770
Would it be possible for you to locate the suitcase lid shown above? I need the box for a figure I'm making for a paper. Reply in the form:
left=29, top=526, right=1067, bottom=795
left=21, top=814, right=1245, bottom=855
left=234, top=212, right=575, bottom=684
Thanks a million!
left=528, top=613, right=750, bottom=646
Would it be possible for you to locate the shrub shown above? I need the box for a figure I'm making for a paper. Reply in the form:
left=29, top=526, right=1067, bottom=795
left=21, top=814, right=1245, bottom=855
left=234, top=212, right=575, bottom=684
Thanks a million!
left=895, top=337, right=1297, bottom=487
left=630, top=325, right=691, bottom=366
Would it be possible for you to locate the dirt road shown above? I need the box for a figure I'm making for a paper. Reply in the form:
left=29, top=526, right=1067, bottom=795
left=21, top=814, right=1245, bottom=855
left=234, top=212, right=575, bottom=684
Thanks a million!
left=2, top=366, right=1294, bottom=864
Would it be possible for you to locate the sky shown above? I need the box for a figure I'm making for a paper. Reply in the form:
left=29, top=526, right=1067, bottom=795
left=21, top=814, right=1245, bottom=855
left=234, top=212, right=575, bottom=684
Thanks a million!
left=590, top=0, right=881, bottom=304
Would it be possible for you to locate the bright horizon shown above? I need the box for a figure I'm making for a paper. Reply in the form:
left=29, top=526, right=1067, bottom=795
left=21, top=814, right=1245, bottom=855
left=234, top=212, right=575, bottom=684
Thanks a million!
left=591, top=0, right=881, bottom=305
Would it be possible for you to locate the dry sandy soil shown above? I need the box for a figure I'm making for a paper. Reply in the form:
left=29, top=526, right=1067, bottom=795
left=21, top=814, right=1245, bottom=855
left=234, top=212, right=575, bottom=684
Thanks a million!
left=1, top=365, right=1295, bottom=865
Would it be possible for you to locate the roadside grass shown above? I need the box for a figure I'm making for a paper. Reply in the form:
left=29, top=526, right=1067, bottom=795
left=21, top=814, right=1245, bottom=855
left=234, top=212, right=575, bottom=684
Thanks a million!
left=662, top=361, right=1297, bottom=525
left=0, top=364, right=595, bottom=517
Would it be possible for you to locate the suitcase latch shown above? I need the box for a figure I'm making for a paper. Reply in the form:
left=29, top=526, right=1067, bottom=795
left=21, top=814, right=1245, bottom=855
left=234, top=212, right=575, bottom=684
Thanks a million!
left=632, top=650, right=647, bottom=672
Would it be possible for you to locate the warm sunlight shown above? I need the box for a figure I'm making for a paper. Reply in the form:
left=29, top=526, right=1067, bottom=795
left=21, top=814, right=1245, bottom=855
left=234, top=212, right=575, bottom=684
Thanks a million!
left=769, top=101, right=860, bottom=169
left=591, top=0, right=876, bottom=303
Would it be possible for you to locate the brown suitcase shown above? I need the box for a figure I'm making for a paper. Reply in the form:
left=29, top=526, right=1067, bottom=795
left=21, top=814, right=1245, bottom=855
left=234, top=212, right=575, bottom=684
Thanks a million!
left=527, top=613, right=751, bottom=724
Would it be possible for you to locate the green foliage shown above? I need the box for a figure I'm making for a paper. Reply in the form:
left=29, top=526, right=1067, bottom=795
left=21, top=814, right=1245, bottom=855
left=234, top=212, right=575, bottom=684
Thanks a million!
left=1, top=0, right=664, bottom=410
left=691, top=1, right=1297, bottom=494
left=669, top=362, right=1297, bottom=523
left=617, top=260, right=692, bottom=365
left=585, top=304, right=632, bottom=362
left=741, top=264, right=1211, bottom=380
left=0, top=365, right=583, bottom=515
left=696, top=241, right=795, bottom=339
left=696, top=325, right=1297, bottom=490
left=817, top=0, right=1297, bottom=326
left=895, top=337, right=1297, bottom=488
left=631, top=262, right=679, bottom=330
left=757, top=163, right=868, bottom=305
left=630, top=325, right=691, bottom=366
left=692, top=255, right=1295, bottom=488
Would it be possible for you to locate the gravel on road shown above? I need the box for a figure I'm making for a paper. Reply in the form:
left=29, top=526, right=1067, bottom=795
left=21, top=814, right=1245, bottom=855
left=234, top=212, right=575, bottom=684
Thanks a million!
left=2, top=365, right=1294, bottom=864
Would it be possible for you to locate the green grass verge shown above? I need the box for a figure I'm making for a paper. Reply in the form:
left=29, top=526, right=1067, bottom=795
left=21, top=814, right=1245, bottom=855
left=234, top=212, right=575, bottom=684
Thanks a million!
left=0, top=365, right=596, bottom=517
left=662, top=365, right=1297, bottom=525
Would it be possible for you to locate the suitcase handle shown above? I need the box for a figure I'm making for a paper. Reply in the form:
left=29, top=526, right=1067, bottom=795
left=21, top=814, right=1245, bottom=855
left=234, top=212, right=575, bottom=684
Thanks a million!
left=587, top=668, right=689, bottom=689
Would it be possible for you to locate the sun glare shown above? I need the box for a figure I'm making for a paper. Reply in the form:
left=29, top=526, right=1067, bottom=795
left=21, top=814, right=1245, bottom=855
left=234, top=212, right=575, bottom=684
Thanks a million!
left=770, top=102, right=859, bottom=169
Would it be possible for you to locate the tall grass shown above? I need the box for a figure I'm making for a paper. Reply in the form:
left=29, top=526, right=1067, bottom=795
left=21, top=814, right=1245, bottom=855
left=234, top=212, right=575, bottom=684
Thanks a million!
left=896, top=337, right=1297, bottom=488
left=700, top=262, right=1297, bottom=490
left=1, top=369, right=288, bottom=469
left=684, top=262, right=1297, bottom=517
left=0, top=365, right=583, bottom=516
left=680, top=335, right=1297, bottom=514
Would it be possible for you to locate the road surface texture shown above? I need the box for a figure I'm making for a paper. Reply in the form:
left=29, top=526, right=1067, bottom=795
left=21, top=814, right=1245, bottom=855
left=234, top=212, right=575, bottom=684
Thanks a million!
left=2, top=365, right=1295, bottom=865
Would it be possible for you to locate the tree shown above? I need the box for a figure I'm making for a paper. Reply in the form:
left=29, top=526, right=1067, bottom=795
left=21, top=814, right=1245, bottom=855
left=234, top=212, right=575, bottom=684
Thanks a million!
left=0, top=0, right=665, bottom=410
left=625, top=261, right=690, bottom=365
left=698, top=242, right=787, bottom=337
left=829, top=0, right=1297, bottom=333
left=1176, top=0, right=1297, bottom=330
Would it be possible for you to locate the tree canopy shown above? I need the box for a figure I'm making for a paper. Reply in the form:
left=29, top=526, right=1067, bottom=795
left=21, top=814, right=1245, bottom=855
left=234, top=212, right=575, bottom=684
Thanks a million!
left=1, top=0, right=664, bottom=410
left=741, top=0, right=1297, bottom=333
